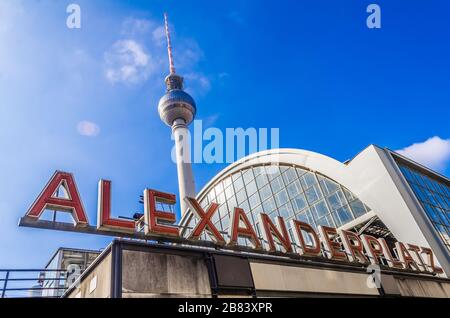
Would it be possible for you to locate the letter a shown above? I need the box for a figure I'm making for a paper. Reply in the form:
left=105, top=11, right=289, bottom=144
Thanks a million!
left=366, top=4, right=381, bottom=29
left=66, top=4, right=81, bottom=29
left=26, top=171, right=88, bottom=226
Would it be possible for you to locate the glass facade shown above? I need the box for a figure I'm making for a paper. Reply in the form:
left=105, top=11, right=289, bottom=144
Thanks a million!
left=398, top=163, right=450, bottom=252
left=187, top=164, right=371, bottom=248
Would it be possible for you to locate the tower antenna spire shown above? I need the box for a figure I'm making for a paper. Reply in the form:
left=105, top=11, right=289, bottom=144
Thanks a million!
left=164, top=12, right=176, bottom=75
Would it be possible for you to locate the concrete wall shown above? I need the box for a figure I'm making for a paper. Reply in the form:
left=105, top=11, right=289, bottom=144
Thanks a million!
left=121, top=250, right=211, bottom=298
left=250, top=261, right=450, bottom=298
left=395, top=277, right=450, bottom=298
left=250, top=262, right=380, bottom=296
left=63, top=241, right=450, bottom=298
left=67, top=253, right=112, bottom=298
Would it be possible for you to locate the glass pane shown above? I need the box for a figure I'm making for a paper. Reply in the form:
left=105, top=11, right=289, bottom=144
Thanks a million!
left=251, top=204, right=263, bottom=216
left=246, top=180, right=258, bottom=196
left=224, top=185, right=234, bottom=200
left=221, top=216, right=230, bottom=229
left=236, top=188, right=247, bottom=204
left=259, top=184, right=272, bottom=202
left=292, top=193, right=307, bottom=212
left=279, top=202, right=294, bottom=219
left=327, top=192, right=344, bottom=211
left=218, top=204, right=229, bottom=219
left=217, top=192, right=225, bottom=205
left=321, top=178, right=340, bottom=196
left=275, top=189, right=289, bottom=207
left=349, top=199, right=367, bottom=218
left=333, top=205, right=353, bottom=227
left=238, top=200, right=250, bottom=213
left=226, top=196, right=237, bottom=211
left=287, top=180, right=302, bottom=199
left=300, top=172, right=317, bottom=189
left=312, top=200, right=329, bottom=219
left=266, top=165, right=280, bottom=181
left=270, top=176, right=284, bottom=194
left=214, top=182, right=224, bottom=195
left=296, top=167, right=307, bottom=178
left=316, top=216, right=332, bottom=227
left=212, top=207, right=220, bottom=224
left=262, top=197, right=277, bottom=214
left=223, top=176, right=232, bottom=189
left=296, top=212, right=309, bottom=224
left=242, top=169, right=254, bottom=185
left=282, top=168, right=298, bottom=185
left=343, top=188, right=355, bottom=201
left=253, top=166, right=264, bottom=177
left=249, top=192, right=261, bottom=209
left=255, top=173, right=269, bottom=188
left=233, top=175, right=245, bottom=192
left=200, top=197, right=209, bottom=209
left=208, top=191, right=216, bottom=203
left=305, top=185, right=321, bottom=204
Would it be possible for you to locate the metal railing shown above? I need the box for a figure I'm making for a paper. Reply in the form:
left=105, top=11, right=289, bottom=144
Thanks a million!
left=0, top=269, right=69, bottom=298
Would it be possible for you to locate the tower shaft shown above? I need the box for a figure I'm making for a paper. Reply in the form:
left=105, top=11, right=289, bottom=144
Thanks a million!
left=172, top=119, right=196, bottom=215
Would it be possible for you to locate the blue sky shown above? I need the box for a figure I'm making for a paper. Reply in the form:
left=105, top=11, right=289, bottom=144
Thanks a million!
left=0, top=0, right=449, bottom=268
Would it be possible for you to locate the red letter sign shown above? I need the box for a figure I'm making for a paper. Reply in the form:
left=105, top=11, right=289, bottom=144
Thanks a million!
left=258, top=214, right=292, bottom=253
left=97, top=180, right=135, bottom=232
left=144, top=189, right=179, bottom=237
left=421, top=247, right=444, bottom=274
left=361, top=234, right=384, bottom=265
left=228, top=208, right=261, bottom=249
left=26, top=171, right=88, bottom=226
left=318, top=226, right=347, bottom=261
left=407, top=244, right=427, bottom=272
left=289, top=220, right=321, bottom=257
left=339, top=229, right=369, bottom=264
left=379, top=238, right=403, bottom=269
left=185, top=197, right=225, bottom=245
left=395, top=242, right=419, bottom=271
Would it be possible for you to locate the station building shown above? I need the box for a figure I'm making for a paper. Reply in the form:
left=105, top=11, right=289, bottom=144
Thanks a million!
left=63, top=146, right=450, bottom=298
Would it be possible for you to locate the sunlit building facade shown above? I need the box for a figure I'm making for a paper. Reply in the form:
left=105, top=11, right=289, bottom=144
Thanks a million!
left=181, top=146, right=450, bottom=277
left=60, top=145, right=450, bottom=298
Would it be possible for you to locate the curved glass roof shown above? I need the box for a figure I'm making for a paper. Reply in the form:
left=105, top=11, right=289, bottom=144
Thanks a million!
left=186, top=163, right=371, bottom=248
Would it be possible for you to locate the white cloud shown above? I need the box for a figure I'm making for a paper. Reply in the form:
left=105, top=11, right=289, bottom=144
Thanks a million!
left=77, top=121, right=100, bottom=137
left=396, top=136, right=450, bottom=171
left=176, top=39, right=204, bottom=70
left=103, top=16, right=209, bottom=94
left=152, top=26, right=166, bottom=46
left=121, top=18, right=153, bottom=36
left=104, top=40, right=153, bottom=84
left=184, top=72, right=211, bottom=95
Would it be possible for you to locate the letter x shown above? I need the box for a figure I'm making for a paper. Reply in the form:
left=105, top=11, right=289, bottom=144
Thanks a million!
left=185, top=197, right=225, bottom=245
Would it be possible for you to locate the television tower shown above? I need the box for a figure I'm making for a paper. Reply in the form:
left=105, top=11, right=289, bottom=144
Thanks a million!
left=158, top=13, right=196, bottom=216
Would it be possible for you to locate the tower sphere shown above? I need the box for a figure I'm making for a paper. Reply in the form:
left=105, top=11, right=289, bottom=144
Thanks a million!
left=158, top=74, right=197, bottom=126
